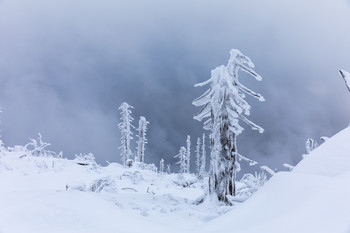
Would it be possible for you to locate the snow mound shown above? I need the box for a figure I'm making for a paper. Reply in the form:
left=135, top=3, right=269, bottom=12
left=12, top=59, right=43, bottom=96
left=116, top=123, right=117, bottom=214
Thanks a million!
left=293, top=127, right=350, bottom=176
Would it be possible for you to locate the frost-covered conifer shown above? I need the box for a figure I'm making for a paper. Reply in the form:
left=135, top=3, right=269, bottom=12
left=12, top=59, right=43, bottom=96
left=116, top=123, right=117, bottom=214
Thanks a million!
left=193, top=49, right=264, bottom=203
left=159, top=158, right=164, bottom=173
left=167, top=164, right=171, bottom=174
left=339, top=70, right=350, bottom=92
left=305, top=138, right=318, bottom=155
left=195, top=137, right=201, bottom=176
left=136, top=116, right=149, bottom=163
left=175, top=147, right=187, bottom=174
left=118, top=102, right=135, bottom=166
left=186, top=135, right=191, bottom=173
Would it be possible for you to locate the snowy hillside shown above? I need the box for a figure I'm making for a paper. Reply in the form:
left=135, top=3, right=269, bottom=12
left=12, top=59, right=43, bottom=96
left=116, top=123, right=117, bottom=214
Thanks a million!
left=0, top=150, right=223, bottom=233
left=203, top=127, right=350, bottom=233
left=1, top=127, right=350, bottom=233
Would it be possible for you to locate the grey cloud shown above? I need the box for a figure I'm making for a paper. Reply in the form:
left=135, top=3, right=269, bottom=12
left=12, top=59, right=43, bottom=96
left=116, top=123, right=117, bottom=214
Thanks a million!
left=0, top=0, right=350, bottom=173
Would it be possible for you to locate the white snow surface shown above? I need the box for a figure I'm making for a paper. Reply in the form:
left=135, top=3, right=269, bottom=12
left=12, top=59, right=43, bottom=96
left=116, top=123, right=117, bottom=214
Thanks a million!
left=1, top=127, right=350, bottom=232
left=202, top=127, right=350, bottom=233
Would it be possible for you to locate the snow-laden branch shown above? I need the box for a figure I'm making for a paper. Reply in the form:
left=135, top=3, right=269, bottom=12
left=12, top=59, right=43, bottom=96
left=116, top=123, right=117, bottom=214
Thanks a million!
left=339, top=70, right=350, bottom=92
left=236, top=153, right=258, bottom=166
left=239, top=114, right=264, bottom=133
left=237, top=81, right=265, bottom=102
left=260, top=166, right=276, bottom=176
left=283, top=163, right=295, bottom=171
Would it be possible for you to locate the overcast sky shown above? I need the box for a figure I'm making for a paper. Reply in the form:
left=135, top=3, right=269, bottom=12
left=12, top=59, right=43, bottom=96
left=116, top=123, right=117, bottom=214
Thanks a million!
left=0, top=0, right=350, bottom=173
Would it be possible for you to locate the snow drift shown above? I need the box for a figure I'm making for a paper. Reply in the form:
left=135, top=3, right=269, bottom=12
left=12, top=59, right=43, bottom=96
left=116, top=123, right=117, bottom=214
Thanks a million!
left=203, top=127, right=350, bottom=233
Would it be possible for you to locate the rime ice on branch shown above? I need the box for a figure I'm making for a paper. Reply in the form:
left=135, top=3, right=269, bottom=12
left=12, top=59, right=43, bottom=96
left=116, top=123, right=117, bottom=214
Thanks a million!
left=339, top=70, right=350, bottom=92
left=118, top=102, right=135, bottom=166
left=136, top=116, right=149, bottom=163
left=193, top=49, right=264, bottom=203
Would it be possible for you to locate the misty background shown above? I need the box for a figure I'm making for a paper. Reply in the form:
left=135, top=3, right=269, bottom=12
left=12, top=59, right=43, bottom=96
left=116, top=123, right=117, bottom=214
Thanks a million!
left=0, top=0, right=350, bottom=173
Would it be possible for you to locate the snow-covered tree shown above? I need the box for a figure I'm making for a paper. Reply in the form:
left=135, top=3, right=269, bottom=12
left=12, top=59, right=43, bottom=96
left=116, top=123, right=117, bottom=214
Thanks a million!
left=339, top=70, right=350, bottom=92
left=175, top=147, right=187, bottom=174
left=193, top=49, right=264, bottom=203
left=118, top=102, right=135, bottom=166
left=195, top=137, right=201, bottom=176
left=159, top=158, right=164, bottom=173
left=186, top=135, right=191, bottom=173
left=136, top=116, right=149, bottom=163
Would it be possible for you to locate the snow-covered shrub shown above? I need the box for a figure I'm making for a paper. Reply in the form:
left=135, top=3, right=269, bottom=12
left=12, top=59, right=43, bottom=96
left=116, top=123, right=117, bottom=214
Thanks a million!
left=89, top=177, right=118, bottom=193
left=233, top=172, right=267, bottom=203
left=173, top=174, right=197, bottom=188
left=134, top=162, right=157, bottom=172
left=74, top=153, right=98, bottom=168
left=24, top=133, right=56, bottom=157
left=65, top=181, right=86, bottom=192
left=122, top=171, right=144, bottom=184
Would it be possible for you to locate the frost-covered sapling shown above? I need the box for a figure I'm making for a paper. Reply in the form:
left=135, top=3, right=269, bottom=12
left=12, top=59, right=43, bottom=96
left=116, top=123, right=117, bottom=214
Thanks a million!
left=159, top=158, right=164, bottom=173
left=193, top=49, right=264, bottom=203
left=167, top=164, right=171, bottom=174
left=303, top=138, right=318, bottom=158
left=118, top=102, right=135, bottom=166
left=175, top=147, right=187, bottom=174
left=186, top=135, right=191, bottom=173
left=136, top=116, right=149, bottom=163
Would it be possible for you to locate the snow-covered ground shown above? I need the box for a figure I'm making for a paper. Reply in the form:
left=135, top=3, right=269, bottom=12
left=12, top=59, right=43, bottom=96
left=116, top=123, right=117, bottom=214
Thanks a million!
left=1, top=127, right=350, bottom=233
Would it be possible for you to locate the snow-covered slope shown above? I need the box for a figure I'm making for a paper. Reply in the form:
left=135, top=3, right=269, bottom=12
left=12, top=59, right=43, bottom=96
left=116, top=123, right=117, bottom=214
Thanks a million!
left=203, top=127, right=350, bottom=233
left=0, top=152, right=215, bottom=233
left=293, top=127, right=350, bottom=176
left=1, top=127, right=350, bottom=233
